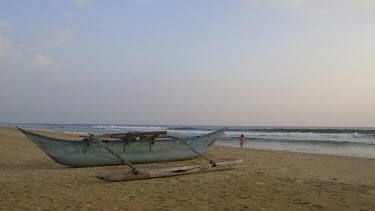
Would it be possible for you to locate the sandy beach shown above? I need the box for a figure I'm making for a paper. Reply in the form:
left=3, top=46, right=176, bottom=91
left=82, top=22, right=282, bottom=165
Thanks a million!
left=0, top=126, right=374, bottom=210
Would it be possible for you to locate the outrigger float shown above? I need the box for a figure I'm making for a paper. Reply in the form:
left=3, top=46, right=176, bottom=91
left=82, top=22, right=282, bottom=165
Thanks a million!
left=18, top=127, right=243, bottom=182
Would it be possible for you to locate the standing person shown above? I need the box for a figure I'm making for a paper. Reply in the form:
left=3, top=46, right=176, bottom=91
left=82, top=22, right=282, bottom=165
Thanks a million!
left=240, top=134, right=245, bottom=148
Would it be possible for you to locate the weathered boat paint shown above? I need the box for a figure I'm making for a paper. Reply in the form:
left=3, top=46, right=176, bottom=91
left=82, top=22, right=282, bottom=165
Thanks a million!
left=18, top=127, right=227, bottom=167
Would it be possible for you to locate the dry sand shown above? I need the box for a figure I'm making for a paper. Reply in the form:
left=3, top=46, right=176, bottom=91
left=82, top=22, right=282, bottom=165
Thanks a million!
left=0, top=126, right=374, bottom=210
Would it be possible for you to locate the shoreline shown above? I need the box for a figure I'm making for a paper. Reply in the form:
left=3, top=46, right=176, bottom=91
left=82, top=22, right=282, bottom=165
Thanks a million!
left=1, top=126, right=374, bottom=210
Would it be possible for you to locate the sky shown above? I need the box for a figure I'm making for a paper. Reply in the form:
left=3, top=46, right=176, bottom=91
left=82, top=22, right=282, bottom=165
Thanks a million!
left=0, top=0, right=374, bottom=127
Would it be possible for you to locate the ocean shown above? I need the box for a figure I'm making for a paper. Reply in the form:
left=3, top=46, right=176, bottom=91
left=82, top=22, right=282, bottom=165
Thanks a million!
left=5, top=123, right=375, bottom=158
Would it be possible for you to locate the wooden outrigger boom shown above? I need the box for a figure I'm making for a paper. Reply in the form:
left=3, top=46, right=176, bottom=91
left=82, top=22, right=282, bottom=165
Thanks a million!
left=80, top=131, right=168, bottom=140
left=96, top=159, right=243, bottom=182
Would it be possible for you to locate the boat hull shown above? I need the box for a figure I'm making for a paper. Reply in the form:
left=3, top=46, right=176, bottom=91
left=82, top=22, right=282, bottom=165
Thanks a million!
left=18, top=128, right=226, bottom=167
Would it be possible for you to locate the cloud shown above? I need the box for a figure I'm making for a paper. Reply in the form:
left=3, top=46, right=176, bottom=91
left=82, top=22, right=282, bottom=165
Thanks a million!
left=337, top=0, right=375, bottom=8
left=40, top=28, right=76, bottom=49
left=0, top=35, right=26, bottom=69
left=136, top=0, right=156, bottom=5
left=74, top=0, right=88, bottom=7
left=31, top=53, right=53, bottom=68
left=241, top=0, right=375, bottom=8
left=0, top=34, right=61, bottom=73
left=64, top=11, right=73, bottom=20
left=341, top=0, right=375, bottom=5
left=0, top=19, right=10, bottom=28
left=29, top=53, right=64, bottom=72
left=1, top=27, right=75, bottom=75
left=0, top=35, right=12, bottom=57
left=315, top=9, right=328, bottom=16
left=0, top=36, right=71, bottom=94
left=242, top=0, right=306, bottom=7
left=240, top=0, right=375, bottom=15
left=52, top=77, right=73, bottom=89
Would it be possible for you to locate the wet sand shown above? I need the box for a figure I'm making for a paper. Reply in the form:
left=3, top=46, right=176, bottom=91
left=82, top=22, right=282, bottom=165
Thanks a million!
left=0, top=126, right=374, bottom=210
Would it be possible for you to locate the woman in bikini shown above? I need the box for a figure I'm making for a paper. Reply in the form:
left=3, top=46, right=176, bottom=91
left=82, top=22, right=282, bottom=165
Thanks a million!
left=240, top=134, right=245, bottom=148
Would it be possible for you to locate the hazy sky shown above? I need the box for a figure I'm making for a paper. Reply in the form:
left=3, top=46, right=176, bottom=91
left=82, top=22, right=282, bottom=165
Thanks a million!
left=1, top=0, right=374, bottom=127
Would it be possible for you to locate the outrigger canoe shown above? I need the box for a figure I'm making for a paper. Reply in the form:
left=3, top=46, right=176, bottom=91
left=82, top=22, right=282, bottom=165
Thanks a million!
left=18, top=127, right=227, bottom=167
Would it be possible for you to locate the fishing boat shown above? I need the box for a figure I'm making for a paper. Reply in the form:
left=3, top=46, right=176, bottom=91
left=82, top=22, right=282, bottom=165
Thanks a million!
left=18, top=127, right=227, bottom=167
